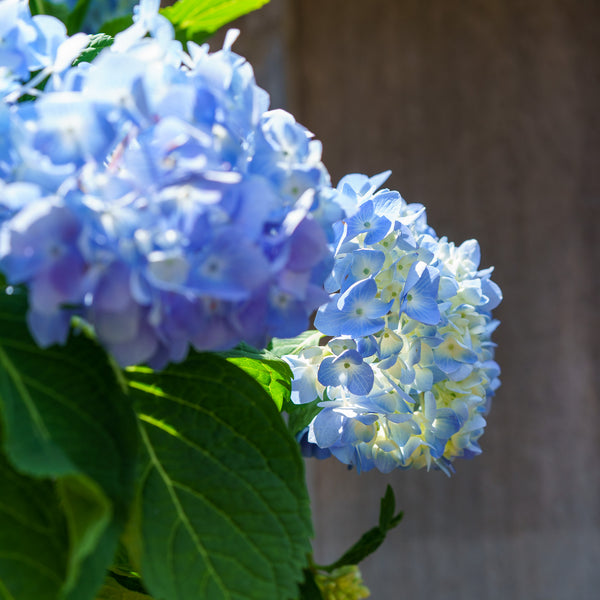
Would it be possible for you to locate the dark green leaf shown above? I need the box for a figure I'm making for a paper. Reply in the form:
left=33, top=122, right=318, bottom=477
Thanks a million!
left=72, top=34, right=113, bottom=66
left=0, top=449, right=69, bottom=600
left=269, top=330, right=324, bottom=358
left=96, top=577, right=151, bottom=600
left=30, top=1, right=71, bottom=24
left=108, top=544, right=147, bottom=594
left=126, top=353, right=312, bottom=600
left=99, top=16, right=134, bottom=37
left=284, top=398, right=322, bottom=438
left=322, top=486, right=403, bottom=571
left=65, top=0, right=92, bottom=34
left=378, top=484, right=396, bottom=529
left=0, top=291, right=139, bottom=600
left=220, top=342, right=293, bottom=411
left=161, top=0, right=271, bottom=45
left=298, top=569, right=323, bottom=600
left=107, top=572, right=149, bottom=597
left=297, top=569, right=325, bottom=600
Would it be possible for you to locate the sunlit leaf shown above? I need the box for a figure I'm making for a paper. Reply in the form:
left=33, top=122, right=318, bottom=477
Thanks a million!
left=126, top=352, right=312, bottom=599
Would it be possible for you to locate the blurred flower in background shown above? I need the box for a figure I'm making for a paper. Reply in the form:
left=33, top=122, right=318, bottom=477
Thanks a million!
left=0, top=0, right=343, bottom=368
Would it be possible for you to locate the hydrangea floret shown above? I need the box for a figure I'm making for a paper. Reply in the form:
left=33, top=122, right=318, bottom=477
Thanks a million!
left=284, top=172, right=502, bottom=475
left=0, top=0, right=342, bottom=368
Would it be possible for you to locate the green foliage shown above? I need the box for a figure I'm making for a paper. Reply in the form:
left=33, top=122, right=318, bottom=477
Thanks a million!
left=96, top=577, right=151, bottom=599
left=220, top=342, right=293, bottom=410
left=73, top=34, right=114, bottom=66
left=0, top=289, right=316, bottom=599
left=99, top=16, right=134, bottom=37
left=0, top=450, right=69, bottom=600
left=125, top=353, right=312, bottom=600
left=270, top=330, right=327, bottom=436
left=30, top=0, right=71, bottom=24
left=29, top=0, right=92, bottom=35
left=65, top=0, right=93, bottom=33
left=297, top=569, right=325, bottom=600
left=0, top=291, right=139, bottom=600
left=321, top=486, right=403, bottom=572
left=285, top=398, right=322, bottom=438
left=269, top=330, right=325, bottom=358
left=160, top=0, right=271, bottom=44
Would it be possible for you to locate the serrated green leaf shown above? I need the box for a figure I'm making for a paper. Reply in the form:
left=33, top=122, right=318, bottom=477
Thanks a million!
left=0, top=291, right=139, bottom=600
left=322, top=486, right=403, bottom=572
left=161, top=0, right=271, bottom=44
left=269, top=330, right=325, bottom=358
left=220, top=343, right=293, bottom=411
left=0, top=449, right=69, bottom=600
left=73, top=34, right=114, bottom=66
left=126, top=353, right=312, bottom=600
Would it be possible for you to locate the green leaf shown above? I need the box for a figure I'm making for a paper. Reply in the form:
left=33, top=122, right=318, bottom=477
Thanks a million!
left=284, top=398, right=322, bottom=438
left=65, top=0, right=93, bottom=34
left=270, top=331, right=327, bottom=436
left=56, top=475, right=112, bottom=594
left=108, top=545, right=147, bottom=595
left=378, top=484, right=402, bottom=530
left=161, top=0, right=271, bottom=45
left=297, top=569, right=325, bottom=600
left=126, top=352, right=312, bottom=600
left=0, top=291, right=139, bottom=600
left=269, top=330, right=325, bottom=358
left=0, top=449, right=69, bottom=600
left=220, top=343, right=293, bottom=411
left=322, top=486, right=403, bottom=572
left=98, top=16, right=134, bottom=37
left=73, top=34, right=114, bottom=66
left=30, top=1, right=71, bottom=24
left=96, top=577, right=151, bottom=600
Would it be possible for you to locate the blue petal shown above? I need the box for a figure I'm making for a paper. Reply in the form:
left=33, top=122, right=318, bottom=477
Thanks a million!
left=350, top=248, right=386, bottom=281
left=310, top=409, right=344, bottom=448
left=318, top=349, right=374, bottom=395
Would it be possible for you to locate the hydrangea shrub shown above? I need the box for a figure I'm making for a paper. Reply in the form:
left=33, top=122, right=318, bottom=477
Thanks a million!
left=0, top=2, right=502, bottom=599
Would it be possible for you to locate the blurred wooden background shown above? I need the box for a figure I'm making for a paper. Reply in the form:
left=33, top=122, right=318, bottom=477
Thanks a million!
left=230, top=1, right=600, bottom=597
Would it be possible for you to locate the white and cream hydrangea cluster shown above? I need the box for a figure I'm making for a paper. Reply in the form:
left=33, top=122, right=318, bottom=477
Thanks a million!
left=284, top=172, right=502, bottom=474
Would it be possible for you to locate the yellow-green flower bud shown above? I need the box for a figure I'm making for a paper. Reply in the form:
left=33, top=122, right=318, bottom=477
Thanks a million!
left=315, top=565, right=371, bottom=600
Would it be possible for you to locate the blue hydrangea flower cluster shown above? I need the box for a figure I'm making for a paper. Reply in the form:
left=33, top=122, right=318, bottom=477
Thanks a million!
left=0, top=0, right=84, bottom=96
left=284, top=172, right=502, bottom=474
left=0, top=0, right=341, bottom=368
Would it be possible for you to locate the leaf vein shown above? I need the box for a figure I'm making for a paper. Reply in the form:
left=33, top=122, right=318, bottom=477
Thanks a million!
left=138, top=424, right=231, bottom=599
